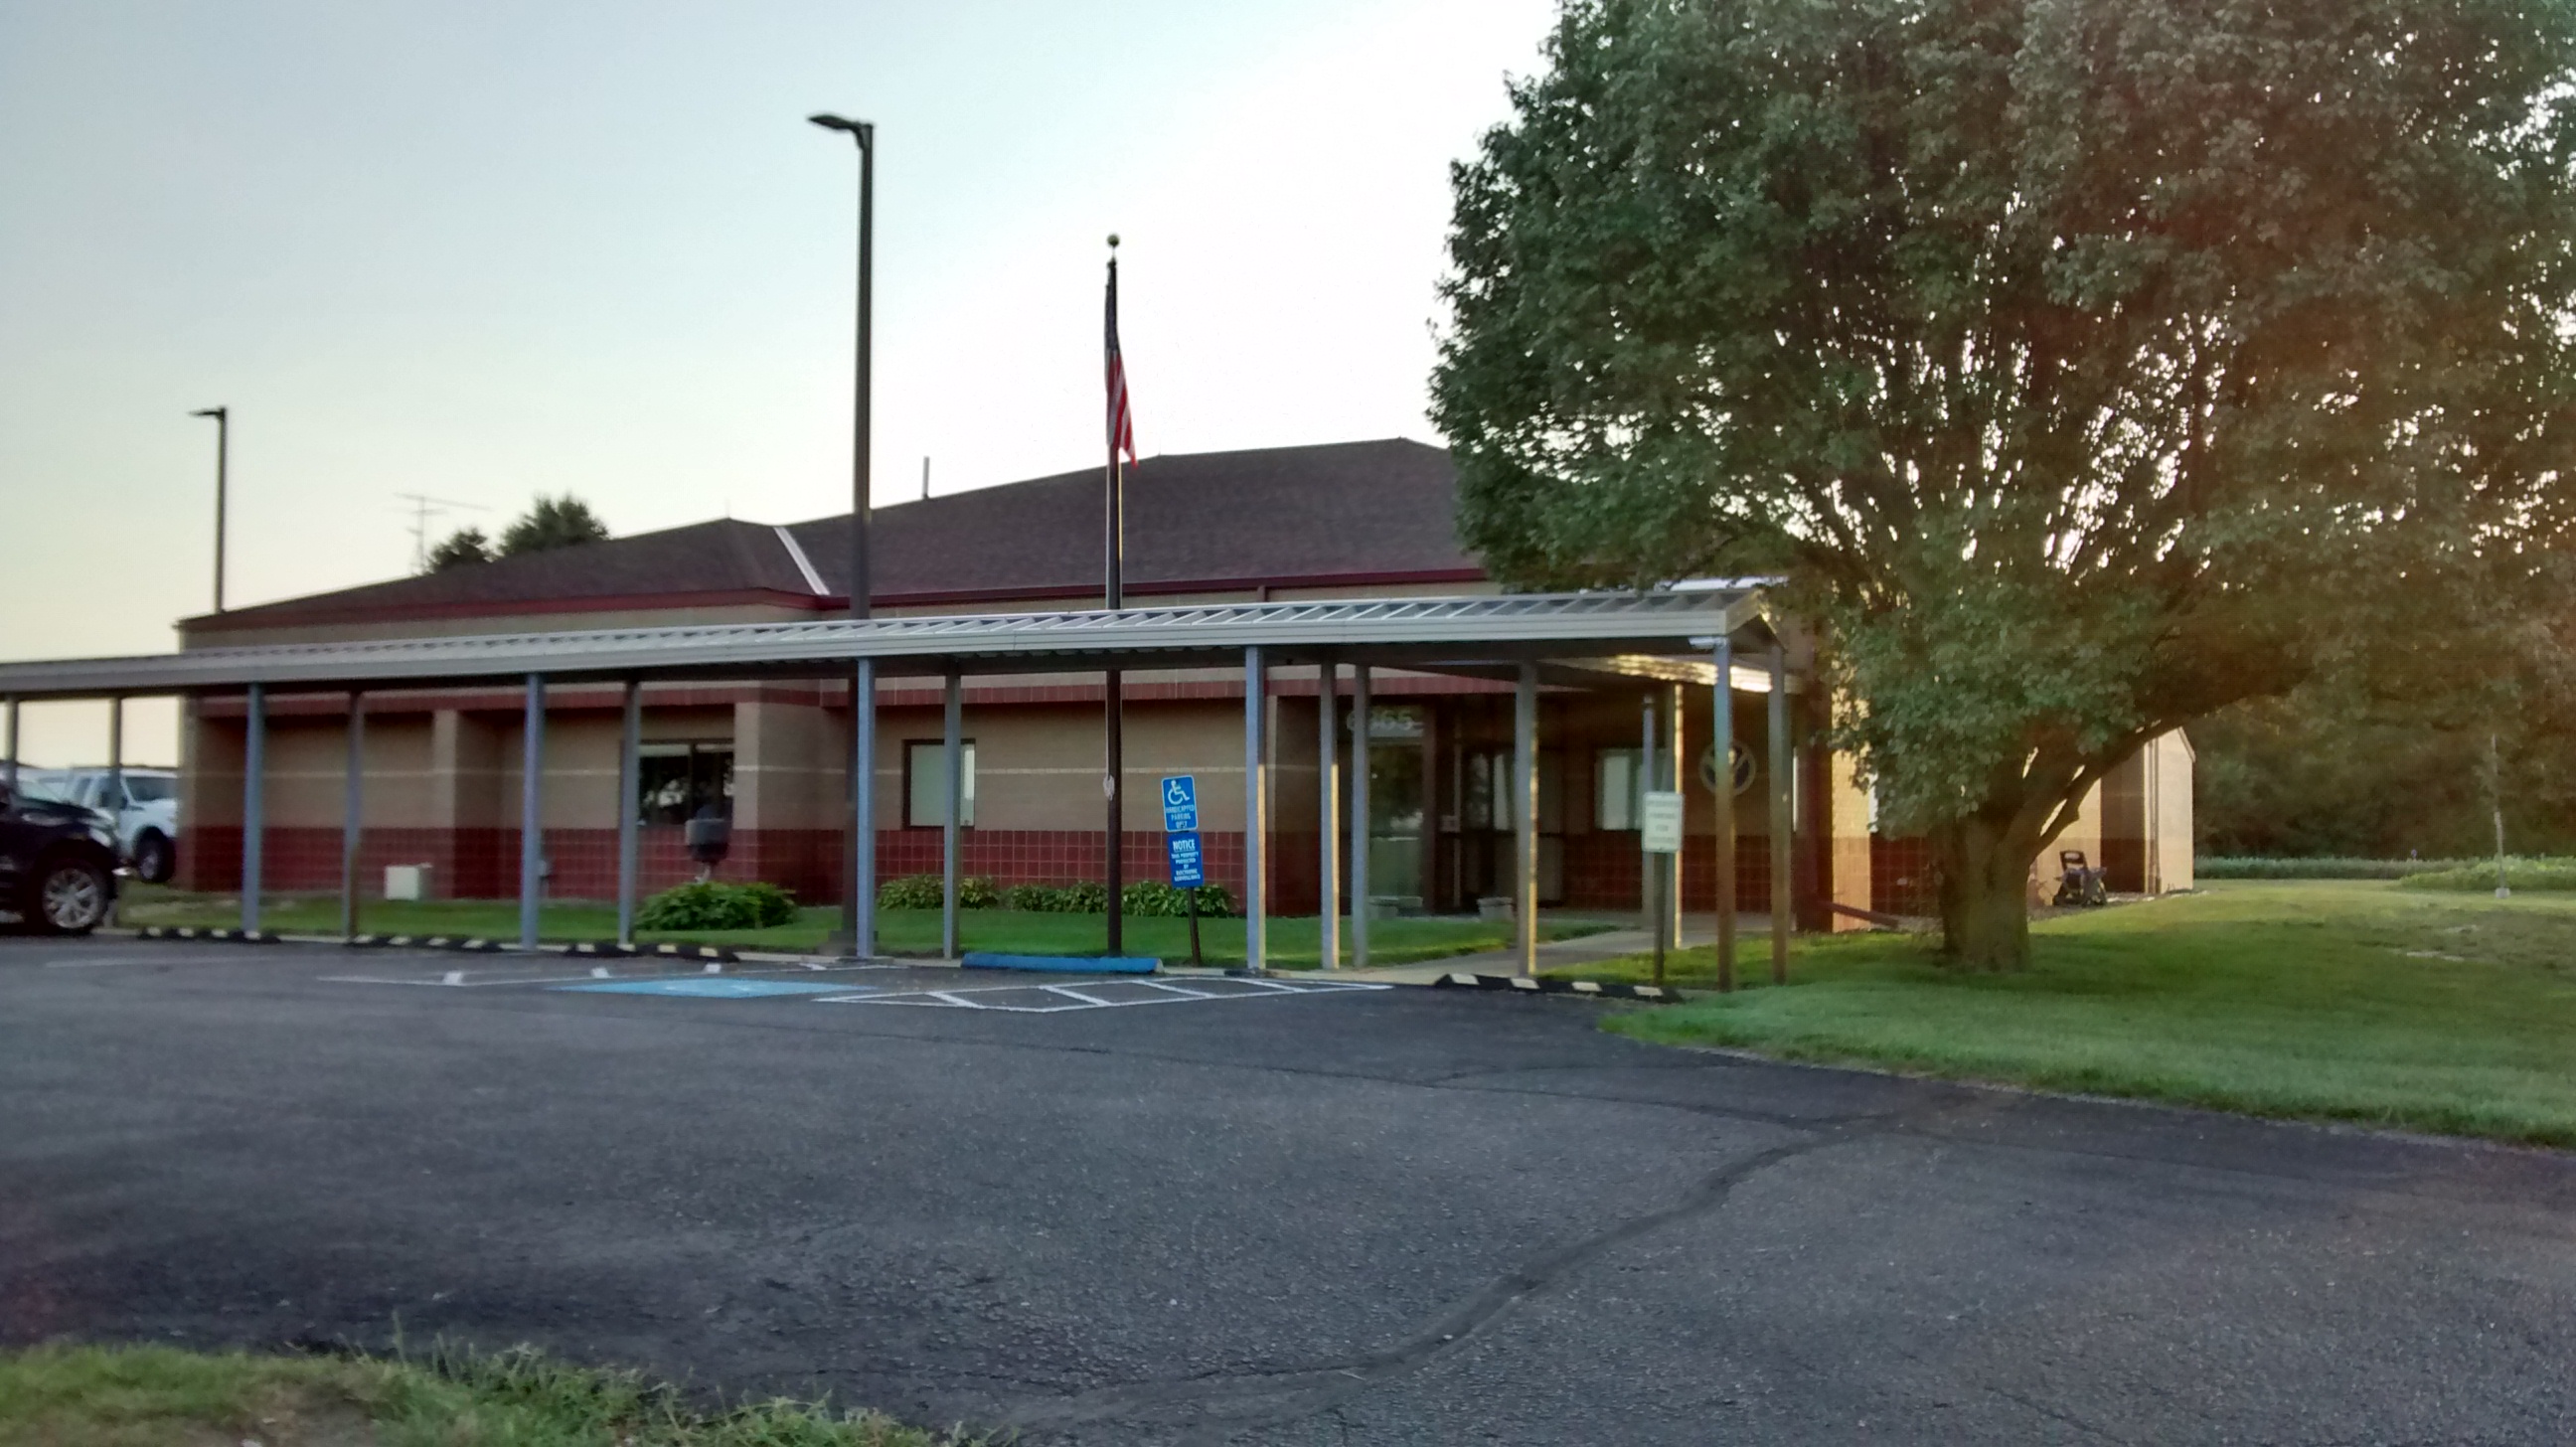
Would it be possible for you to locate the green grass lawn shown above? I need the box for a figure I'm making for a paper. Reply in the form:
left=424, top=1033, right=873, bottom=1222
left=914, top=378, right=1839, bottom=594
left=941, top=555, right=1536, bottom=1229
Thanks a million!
left=114, top=886, right=1606, bottom=969
left=1566, top=881, right=2576, bottom=1148
left=0, top=1341, right=968, bottom=1447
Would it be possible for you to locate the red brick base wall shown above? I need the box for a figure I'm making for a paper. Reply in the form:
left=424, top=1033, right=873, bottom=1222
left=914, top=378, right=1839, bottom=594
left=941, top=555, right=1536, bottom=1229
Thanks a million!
left=1558, top=832, right=1775, bottom=912
left=179, top=826, right=1254, bottom=906
left=1870, top=835, right=1939, bottom=916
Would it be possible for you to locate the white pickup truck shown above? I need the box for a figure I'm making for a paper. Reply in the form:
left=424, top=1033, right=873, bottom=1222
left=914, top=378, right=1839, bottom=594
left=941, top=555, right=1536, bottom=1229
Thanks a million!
left=18, top=767, right=179, bottom=884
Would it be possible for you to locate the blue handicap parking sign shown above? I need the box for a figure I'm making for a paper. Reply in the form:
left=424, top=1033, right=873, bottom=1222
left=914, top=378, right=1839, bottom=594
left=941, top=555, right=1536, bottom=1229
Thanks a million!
left=1166, top=830, right=1205, bottom=887
left=1160, top=774, right=1199, bottom=833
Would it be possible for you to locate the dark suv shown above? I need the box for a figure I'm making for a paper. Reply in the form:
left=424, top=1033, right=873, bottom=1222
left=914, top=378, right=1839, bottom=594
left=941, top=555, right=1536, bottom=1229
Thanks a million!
left=1, top=780, right=120, bottom=934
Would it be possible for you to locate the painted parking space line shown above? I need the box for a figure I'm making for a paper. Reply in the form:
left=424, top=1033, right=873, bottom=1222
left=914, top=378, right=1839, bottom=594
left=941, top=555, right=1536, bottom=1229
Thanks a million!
left=816, top=977, right=1391, bottom=1014
left=39, top=955, right=268, bottom=969
left=323, top=961, right=905, bottom=989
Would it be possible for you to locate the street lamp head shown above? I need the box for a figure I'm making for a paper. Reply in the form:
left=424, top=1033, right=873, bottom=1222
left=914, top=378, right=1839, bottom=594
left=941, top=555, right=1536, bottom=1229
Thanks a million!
left=190, top=406, right=226, bottom=420
left=808, top=113, right=872, bottom=143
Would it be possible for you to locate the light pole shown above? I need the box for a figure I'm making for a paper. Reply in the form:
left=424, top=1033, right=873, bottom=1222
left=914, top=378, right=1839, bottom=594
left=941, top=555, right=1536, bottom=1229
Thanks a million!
left=808, top=113, right=875, bottom=621
left=192, top=406, right=229, bottom=611
left=811, top=111, right=876, bottom=943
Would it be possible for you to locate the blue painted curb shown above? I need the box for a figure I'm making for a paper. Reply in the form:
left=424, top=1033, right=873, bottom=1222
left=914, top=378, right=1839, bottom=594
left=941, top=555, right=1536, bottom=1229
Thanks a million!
left=963, top=952, right=1159, bottom=975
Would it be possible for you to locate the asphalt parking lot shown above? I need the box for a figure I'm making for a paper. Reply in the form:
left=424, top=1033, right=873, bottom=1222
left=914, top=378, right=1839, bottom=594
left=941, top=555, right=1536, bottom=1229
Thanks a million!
left=7, top=933, right=2576, bottom=1444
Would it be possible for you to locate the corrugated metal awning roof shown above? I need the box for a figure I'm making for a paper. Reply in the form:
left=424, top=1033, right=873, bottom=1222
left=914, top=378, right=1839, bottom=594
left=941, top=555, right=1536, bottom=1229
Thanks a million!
left=0, top=590, right=1770, bottom=700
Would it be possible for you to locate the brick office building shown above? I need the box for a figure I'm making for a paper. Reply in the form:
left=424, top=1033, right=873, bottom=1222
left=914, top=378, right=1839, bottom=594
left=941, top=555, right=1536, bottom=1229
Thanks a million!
left=174, top=439, right=2193, bottom=920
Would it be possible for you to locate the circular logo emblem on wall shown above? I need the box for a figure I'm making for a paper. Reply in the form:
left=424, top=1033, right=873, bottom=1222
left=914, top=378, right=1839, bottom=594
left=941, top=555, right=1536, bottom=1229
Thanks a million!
left=1699, top=741, right=1756, bottom=795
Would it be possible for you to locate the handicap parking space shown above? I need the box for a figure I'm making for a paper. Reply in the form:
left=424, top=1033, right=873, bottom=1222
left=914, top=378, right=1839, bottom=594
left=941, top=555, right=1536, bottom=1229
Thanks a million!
left=306, top=944, right=1394, bottom=1016
left=554, top=976, right=864, bottom=999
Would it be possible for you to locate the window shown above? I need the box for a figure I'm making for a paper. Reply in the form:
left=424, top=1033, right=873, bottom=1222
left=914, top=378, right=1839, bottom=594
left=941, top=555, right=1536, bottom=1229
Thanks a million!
left=1595, top=747, right=1644, bottom=831
left=638, top=743, right=732, bottom=825
left=904, top=740, right=976, bottom=828
left=123, top=775, right=174, bottom=803
left=1462, top=748, right=1562, bottom=832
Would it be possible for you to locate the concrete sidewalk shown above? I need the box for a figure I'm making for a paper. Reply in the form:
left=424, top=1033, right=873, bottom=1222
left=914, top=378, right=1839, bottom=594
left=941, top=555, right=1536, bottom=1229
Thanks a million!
left=1335, top=912, right=1777, bottom=983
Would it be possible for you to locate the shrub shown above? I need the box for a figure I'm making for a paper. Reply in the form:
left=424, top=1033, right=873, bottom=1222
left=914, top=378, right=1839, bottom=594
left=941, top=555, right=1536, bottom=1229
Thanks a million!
left=876, top=874, right=944, bottom=910
left=998, top=880, right=1234, bottom=914
left=1122, top=880, right=1235, bottom=916
left=637, top=881, right=799, bottom=930
left=998, top=883, right=1060, bottom=911
left=2396, top=858, right=2576, bottom=892
left=878, top=874, right=1005, bottom=909
left=2194, top=857, right=2463, bottom=881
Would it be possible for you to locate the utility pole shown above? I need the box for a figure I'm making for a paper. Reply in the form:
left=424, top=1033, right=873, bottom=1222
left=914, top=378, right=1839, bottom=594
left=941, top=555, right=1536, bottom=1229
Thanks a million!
left=191, top=406, right=229, bottom=611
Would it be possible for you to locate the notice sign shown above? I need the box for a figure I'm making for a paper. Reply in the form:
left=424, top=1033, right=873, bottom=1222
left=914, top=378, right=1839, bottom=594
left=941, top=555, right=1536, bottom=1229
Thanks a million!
left=1641, top=790, right=1685, bottom=854
left=1167, top=832, right=1206, bottom=887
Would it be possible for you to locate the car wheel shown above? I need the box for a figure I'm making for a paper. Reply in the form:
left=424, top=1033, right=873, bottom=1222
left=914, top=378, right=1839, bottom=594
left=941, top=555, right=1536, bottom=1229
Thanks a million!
left=132, top=831, right=174, bottom=884
left=29, top=857, right=110, bottom=935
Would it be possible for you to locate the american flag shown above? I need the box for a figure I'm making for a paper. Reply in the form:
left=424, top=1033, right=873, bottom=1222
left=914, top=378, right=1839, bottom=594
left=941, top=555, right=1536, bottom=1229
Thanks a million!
left=1105, top=254, right=1138, bottom=467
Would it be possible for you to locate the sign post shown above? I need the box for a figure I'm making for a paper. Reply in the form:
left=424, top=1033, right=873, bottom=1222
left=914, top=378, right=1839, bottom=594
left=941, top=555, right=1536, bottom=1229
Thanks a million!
left=1641, top=789, right=1683, bottom=984
left=1161, top=775, right=1204, bottom=966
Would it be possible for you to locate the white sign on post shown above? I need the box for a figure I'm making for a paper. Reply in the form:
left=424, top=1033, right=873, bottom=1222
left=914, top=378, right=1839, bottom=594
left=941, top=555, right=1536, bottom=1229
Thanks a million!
left=1640, top=790, right=1685, bottom=855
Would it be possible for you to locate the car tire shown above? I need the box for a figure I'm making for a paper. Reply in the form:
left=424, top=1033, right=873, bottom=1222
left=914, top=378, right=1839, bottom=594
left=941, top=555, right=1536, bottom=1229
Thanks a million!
left=132, top=831, right=174, bottom=884
left=27, top=855, right=111, bottom=935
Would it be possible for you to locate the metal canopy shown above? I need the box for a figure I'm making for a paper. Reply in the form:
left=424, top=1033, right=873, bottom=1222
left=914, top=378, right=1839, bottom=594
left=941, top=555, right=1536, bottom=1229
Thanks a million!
left=0, top=590, right=1766, bottom=700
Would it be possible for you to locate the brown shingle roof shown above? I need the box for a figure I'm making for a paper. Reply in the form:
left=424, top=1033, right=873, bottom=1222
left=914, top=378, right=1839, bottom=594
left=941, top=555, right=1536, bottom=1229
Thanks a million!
left=184, top=438, right=1479, bottom=633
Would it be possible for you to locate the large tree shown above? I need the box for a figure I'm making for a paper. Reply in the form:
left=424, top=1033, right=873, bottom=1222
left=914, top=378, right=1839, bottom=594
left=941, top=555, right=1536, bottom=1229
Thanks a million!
left=1434, top=0, right=2576, bottom=966
left=499, top=494, right=611, bottom=557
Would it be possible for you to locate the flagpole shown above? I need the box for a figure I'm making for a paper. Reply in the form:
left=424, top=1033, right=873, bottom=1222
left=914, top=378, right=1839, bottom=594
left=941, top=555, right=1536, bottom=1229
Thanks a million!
left=1104, top=237, right=1126, bottom=956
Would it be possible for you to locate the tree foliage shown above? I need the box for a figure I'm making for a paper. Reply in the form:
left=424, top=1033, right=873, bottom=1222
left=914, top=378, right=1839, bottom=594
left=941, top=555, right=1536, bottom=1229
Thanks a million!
left=2196, top=607, right=2576, bottom=859
left=425, top=526, right=491, bottom=572
left=499, top=494, right=610, bottom=557
left=1433, top=0, right=2576, bottom=965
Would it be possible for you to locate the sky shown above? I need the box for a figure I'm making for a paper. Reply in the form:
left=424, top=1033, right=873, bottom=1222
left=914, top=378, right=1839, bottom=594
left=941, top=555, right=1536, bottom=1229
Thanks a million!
left=0, top=0, right=1556, bottom=764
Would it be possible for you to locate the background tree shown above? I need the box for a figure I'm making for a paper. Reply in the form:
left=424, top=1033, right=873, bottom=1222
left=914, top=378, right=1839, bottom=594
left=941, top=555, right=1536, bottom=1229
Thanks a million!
left=1434, top=0, right=2576, bottom=967
left=424, top=526, right=491, bottom=572
left=2195, top=606, right=2576, bottom=859
left=499, top=494, right=610, bottom=557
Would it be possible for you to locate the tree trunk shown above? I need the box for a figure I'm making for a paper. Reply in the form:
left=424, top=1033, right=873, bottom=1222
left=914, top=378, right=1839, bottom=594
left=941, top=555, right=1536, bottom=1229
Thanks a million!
left=1932, top=813, right=2034, bottom=970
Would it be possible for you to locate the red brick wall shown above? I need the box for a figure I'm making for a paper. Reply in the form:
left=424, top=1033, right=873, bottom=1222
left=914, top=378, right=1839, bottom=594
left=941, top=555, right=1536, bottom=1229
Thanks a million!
left=1870, top=835, right=1938, bottom=916
left=180, top=825, right=1254, bottom=905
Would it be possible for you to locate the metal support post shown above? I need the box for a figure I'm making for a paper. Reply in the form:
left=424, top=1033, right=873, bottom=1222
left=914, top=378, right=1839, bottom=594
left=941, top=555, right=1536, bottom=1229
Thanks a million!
left=851, top=658, right=878, bottom=960
left=1243, top=646, right=1267, bottom=976
left=107, top=697, right=125, bottom=927
left=1712, top=638, right=1736, bottom=992
left=942, top=667, right=963, bottom=960
left=242, top=683, right=265, bottom=936
left=1643, top=695, right=1662, bottom=978
left=1514, top=662, right=1539, bottom=978
left=519, top=674, right=545, bottom=952
left=1105, top=666, right=1123, bottom=954
left=616, top=680, right=641, bottom=948
left=341, top=693, right=364, bottom=940
left=1349, top=664, right=1370, bottom=971
left=1666, top=683, right=1684, bottom=952
left=2, top=696, right=16, bottom=801
left=108, top=696, right=124, bottom=818
left=1318, top=661, right=1340, bottom=970
left=1769, top=643, right=1793, bottom=984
